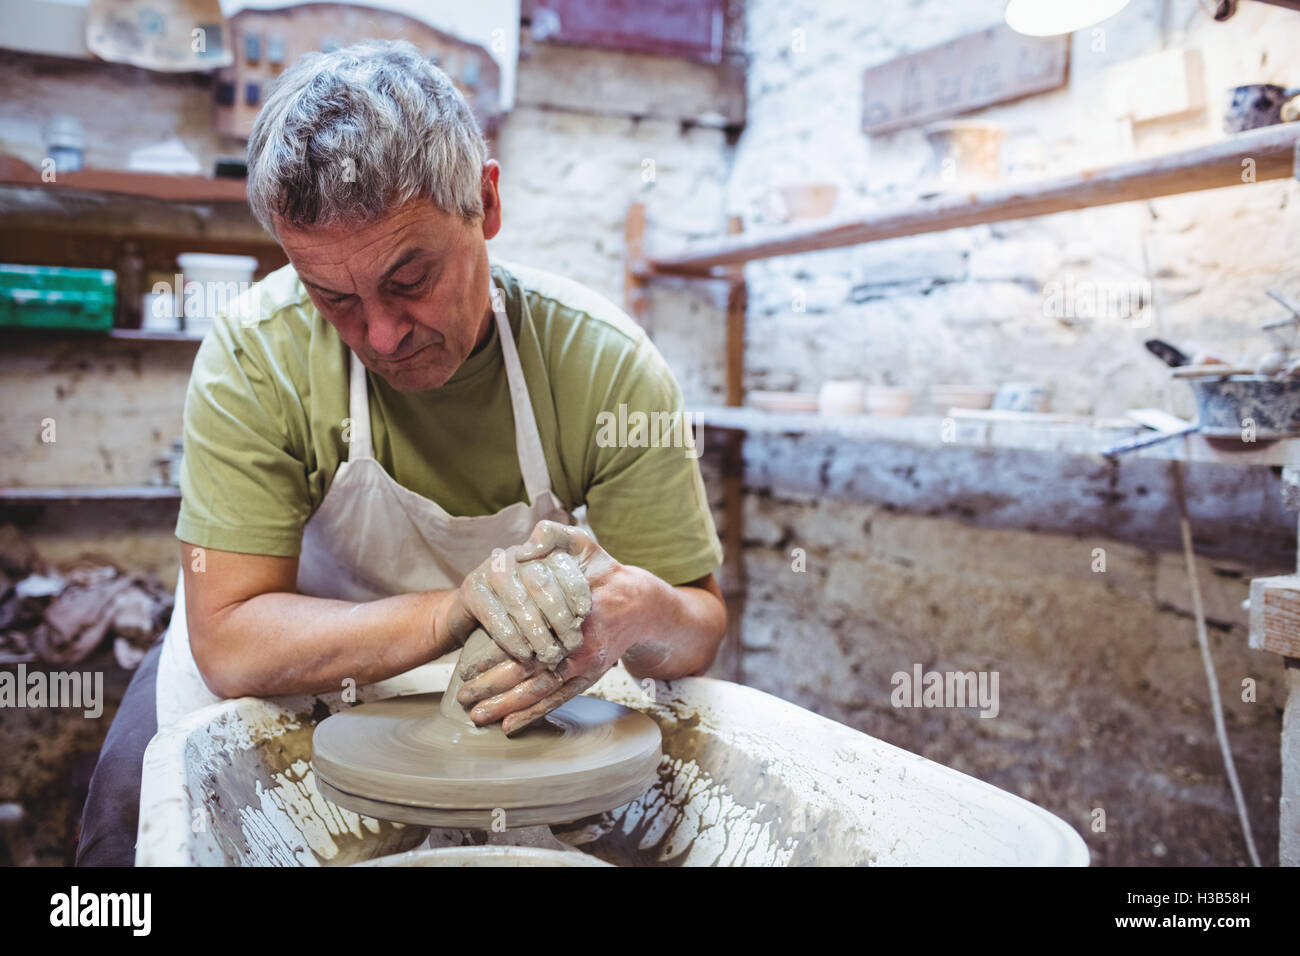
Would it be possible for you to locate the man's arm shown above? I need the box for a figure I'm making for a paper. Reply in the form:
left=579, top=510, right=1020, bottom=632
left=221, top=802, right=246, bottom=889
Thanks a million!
left=620, top=571, right=726, bottom=680
left=181, top=541, right=462, bottom=698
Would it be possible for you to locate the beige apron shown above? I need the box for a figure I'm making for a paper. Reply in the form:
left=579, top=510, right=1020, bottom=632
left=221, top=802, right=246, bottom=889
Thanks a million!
left=156, top=277, right=574, bottom=726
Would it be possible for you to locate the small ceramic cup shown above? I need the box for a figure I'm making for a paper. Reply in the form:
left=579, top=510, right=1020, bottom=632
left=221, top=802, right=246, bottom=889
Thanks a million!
left=993, top=382, right=1048, bottom=413
left=818, top=380, right=867, bottom=416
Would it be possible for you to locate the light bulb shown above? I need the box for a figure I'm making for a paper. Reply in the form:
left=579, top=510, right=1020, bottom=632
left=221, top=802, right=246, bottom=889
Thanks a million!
left=1005, top=0, right=1130, bottom=36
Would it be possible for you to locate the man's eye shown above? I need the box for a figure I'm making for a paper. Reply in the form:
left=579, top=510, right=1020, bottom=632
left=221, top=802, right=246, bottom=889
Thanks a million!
left=325, top=294, right=352, bottom=306
left=391, top=274, right=427, bottom=293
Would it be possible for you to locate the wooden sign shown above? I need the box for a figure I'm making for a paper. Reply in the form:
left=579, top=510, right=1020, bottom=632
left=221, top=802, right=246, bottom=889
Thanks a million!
left=861, top=23, right=1068, bottom=135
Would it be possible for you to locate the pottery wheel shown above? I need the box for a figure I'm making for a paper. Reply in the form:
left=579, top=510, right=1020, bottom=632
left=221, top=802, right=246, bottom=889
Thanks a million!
left=313, top=629, right=663, bottom=828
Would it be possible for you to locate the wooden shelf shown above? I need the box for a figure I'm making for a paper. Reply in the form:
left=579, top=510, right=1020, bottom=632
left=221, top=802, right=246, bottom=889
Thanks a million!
left=647, top=125, right=1300, bottom=276
left=0, top=486, right=181, bottom=502
left=108, top=328, right=205, bottom=343
left=0, top=154, right=249, bottom=204
left=3, top=327, right=205, bottom=343
left=0, top=171, right=285, bottom=275
left=693, top=405, right=1300, bottom=468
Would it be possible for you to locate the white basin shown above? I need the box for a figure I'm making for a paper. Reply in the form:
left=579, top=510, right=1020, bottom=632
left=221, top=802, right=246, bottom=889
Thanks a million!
left=136, top=663, right=1088, bottom=866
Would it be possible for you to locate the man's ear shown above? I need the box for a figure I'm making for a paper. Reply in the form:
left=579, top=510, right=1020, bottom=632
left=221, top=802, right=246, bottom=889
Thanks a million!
left=479, top=160, right=503, bottom=240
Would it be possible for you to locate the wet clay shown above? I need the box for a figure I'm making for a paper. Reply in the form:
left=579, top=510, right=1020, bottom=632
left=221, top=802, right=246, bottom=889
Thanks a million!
left=456, top=551, right=590, bottom=666
left=312, top=629, right=663, bottom=829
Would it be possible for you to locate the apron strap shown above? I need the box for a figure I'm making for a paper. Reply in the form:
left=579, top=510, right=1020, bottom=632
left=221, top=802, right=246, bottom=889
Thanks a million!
left=346, top=350, right=375, bottom=461
left=492, top=279, right=553, bottom=506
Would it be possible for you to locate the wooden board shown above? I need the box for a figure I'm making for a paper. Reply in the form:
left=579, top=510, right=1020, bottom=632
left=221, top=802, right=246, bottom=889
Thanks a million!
left=647, top=125, right=1300, bottom=276
left=531, top=0, right=731, bottom=63
left=0, top=154, right=247, bottom=202
left=861, top=23, right=1068, bottom=136
left=515, top=29, right=745, bottom=126
left=1249, top=575, right=1300, bottom=658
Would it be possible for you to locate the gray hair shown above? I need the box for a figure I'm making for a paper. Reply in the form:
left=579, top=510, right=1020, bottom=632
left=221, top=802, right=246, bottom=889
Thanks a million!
left=246, top=39, right=487, bottom=237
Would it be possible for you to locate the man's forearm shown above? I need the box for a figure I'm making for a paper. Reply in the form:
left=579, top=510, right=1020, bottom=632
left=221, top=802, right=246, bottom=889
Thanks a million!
left=620, top=569, right=727, bottom=681
left=193, top=588, right=464, bottom=699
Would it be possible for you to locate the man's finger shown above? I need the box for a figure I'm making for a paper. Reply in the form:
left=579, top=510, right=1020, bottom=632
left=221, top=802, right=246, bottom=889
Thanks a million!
left=456, top=639, right=511, bottom=681
left=542, top=551, right=592, bottom=618
left=463, top=588, right=534, bottom=661
left=516, top=520, right=590, bottom=562
left=457, top=657, right=544, bottom=705
left=554, top=622, right=584, bottom=652
left=468, top=668, right=567, bottom=725
left=496, top=598, right=564, bottom=665
left=488, top=561, right=566, bottom=664
left=518, top=560, right=580, bottom=634
left=501, top=675, right=595, bottom=736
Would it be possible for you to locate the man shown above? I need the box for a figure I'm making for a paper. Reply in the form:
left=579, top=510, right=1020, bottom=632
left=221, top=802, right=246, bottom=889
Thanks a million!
left=77, top=39, right=725, bottom=866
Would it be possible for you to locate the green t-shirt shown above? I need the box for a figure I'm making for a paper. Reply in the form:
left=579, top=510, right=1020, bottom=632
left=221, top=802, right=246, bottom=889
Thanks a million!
left=176, top=257, right=722, bottom=587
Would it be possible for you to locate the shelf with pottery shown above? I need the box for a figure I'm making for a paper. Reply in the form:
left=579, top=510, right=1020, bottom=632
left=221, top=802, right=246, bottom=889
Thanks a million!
left=691, top=404, right=1300, bottom=468
left=636, top=124, right=1300, bottom=277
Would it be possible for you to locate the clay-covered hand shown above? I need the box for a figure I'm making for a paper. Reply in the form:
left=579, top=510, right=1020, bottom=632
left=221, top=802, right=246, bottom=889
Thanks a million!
left=444, top=545, right=592, bottom=667
left=455, top=520, right=655, bottom=735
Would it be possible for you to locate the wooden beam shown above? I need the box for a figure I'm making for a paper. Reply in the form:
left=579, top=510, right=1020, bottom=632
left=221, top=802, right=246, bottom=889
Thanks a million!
left=716, top=214, right=746, bottom=683
left=0, top=154, right=249, bottom=203
left=623, top=202, right=651, bottom=334
left=1249, top=575, right=1300, bottom=658
left=648, top=125, right=1300, bottom=276
left=724, top=214, right=746, bottom=407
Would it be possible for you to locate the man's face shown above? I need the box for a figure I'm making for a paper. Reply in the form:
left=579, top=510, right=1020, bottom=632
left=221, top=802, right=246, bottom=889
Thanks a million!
left=275, top=163, right=503, bottom=393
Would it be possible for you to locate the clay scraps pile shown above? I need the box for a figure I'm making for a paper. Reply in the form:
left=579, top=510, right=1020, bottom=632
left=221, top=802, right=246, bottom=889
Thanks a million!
left=0, top=529, right=173, bottom=670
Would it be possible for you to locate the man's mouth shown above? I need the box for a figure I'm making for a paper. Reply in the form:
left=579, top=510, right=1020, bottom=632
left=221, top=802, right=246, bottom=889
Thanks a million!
left=382, top=341, right=439, bottom=366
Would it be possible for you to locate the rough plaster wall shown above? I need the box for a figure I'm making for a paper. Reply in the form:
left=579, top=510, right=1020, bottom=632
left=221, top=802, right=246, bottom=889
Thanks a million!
left=1, top=339, right=192, bottom=488
left=678, top=0, right=1297, bottom=865
left=485, top=104, right=733, bottom=400
left=0, top=336, right=191, bottom=581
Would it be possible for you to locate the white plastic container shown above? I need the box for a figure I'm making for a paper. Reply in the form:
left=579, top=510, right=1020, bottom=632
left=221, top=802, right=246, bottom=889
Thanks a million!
left=177, top=253, right=259, bottom=334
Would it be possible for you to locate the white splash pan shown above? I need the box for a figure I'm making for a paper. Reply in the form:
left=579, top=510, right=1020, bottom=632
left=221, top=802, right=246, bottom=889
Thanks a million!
left=137, top=662, right=1088, bottom=866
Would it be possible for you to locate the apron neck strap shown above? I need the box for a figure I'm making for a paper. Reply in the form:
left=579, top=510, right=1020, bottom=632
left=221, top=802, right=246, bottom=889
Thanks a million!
left=492, top=279, right=553, bottom=506
left=346, top=350, right=374, bottom=461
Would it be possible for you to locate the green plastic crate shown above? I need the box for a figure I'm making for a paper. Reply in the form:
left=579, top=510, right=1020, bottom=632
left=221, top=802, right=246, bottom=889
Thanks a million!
left=0, top=264, right=117, bottom=331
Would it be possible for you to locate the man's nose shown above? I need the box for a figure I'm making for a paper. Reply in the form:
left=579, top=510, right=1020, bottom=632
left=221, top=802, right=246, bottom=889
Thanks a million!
left=365, top=300, right=412, bottom=356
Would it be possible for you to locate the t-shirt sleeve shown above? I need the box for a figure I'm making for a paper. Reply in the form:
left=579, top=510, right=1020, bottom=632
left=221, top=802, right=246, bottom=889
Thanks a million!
left=175, top=318, right=313, bottom=556
left=580, top=337, right=723, bottom=587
